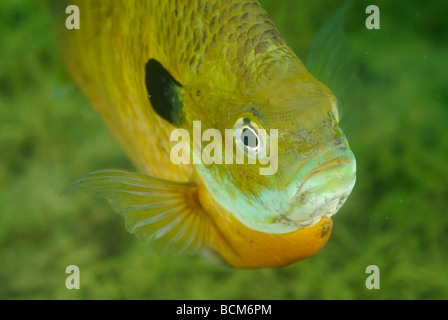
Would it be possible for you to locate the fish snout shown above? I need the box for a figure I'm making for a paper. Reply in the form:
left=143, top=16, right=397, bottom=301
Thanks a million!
left=283, top=147, right=356, bottom=228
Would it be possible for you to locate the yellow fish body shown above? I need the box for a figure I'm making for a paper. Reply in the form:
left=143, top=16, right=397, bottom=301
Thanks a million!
left=60, top=0, right=356, bottom=268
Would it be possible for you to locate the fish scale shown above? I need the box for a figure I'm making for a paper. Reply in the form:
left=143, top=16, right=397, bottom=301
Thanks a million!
left=61, top=0, right=300, bottom=179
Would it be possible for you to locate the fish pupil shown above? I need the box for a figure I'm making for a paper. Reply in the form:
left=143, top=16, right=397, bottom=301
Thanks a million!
left=242, top=128, right=259, bottom=148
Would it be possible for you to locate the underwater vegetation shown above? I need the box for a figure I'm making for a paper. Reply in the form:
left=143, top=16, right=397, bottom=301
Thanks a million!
left=0, top=0, right=447, bottom=299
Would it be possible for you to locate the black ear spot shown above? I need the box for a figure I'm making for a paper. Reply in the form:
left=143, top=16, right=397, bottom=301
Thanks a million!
left=145, top=59, right=183, bottom=126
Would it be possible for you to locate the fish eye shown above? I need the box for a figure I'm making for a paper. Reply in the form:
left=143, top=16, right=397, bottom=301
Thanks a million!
left=233, top=117, right=267, bottom=159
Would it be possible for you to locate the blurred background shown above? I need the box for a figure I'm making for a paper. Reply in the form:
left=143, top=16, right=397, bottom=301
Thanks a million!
left=0, top=0, right=447, bottom=299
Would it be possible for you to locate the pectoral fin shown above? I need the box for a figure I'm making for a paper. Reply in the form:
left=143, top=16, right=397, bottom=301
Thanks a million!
left=63, top=170, right=209, bottom=255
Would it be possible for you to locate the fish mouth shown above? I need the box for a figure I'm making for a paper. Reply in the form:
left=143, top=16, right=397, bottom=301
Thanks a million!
left=287, top=147, right=354, bottom=199
left=274, top=146, right=357, bottom=231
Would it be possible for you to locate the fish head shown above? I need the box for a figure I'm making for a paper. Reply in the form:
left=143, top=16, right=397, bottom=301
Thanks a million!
left=182, top=71, right=356, bottom=235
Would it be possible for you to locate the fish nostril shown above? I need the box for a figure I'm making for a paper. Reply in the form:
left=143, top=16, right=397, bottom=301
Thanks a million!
left=286, top=136, right=309, bottom=153
left=292, top=137, right=307, bottom=146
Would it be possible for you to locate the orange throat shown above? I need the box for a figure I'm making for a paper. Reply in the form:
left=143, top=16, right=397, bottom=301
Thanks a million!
left=198, top=186, right=333, bottom=268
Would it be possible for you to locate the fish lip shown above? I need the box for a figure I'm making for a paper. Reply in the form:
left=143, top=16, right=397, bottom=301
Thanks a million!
left=291, top=155, right=351, bottom=202
left=274, top=146, right=356, bottom=229
left=286, top=146, right=355, bottom=202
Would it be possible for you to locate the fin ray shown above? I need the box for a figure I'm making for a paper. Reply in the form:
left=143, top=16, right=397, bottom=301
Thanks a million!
left=64, top=169, right=209, bottom=255
left=306, top=0, right=359, bottom=127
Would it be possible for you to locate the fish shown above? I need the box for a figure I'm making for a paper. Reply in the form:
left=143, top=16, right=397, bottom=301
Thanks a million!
left=57, top=0, right=356, bottom=268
